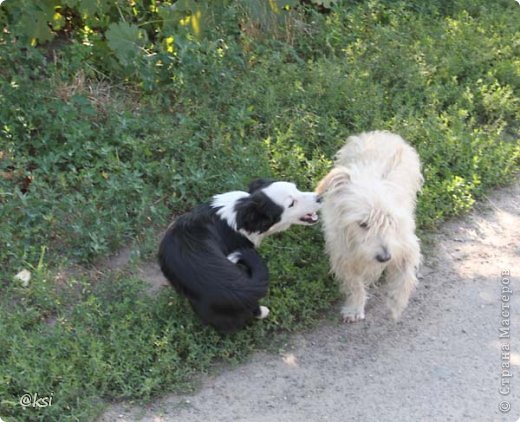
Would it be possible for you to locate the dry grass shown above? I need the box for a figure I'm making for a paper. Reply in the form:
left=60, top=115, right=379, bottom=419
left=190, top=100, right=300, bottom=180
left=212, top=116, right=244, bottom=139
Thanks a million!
left=238, top=2, right=311, bottom=48
left=54, top=70, right=113, bottom=112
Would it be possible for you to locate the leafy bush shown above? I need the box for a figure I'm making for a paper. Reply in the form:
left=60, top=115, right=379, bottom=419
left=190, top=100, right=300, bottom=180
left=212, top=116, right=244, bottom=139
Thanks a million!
left=0, top=0, right=338, bottom=90
left=0, top=0, right=519, bottom=420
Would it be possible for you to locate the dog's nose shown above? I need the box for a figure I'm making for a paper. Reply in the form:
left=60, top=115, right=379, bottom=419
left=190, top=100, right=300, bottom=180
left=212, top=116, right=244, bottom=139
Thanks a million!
left=376, top=250, right=391, bottom=263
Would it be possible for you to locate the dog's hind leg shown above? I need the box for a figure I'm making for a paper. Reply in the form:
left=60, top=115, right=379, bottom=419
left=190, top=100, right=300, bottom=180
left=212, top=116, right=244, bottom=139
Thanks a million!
left=339, top=276, right=367, bottom=323
left=384, top=262, right=418, bottom=320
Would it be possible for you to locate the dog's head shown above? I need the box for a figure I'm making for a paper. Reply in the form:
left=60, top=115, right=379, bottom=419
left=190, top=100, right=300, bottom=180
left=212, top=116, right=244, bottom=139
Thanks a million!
left=245, top=179, right=321, bottom=234
left=213, top=179, right=321, bottom=238
left=319, top=168, right=413, bottom=266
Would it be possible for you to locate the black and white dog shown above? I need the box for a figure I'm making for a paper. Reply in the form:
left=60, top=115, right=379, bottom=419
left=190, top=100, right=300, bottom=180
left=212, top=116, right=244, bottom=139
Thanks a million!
left=158, top=179, right=321, bottom=333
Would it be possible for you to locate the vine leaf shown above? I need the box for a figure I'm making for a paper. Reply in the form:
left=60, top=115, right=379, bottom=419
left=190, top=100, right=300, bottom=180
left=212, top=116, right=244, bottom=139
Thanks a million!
left=17, top=0, right=57, bottom=43
left=105, top=21, right=148, bottom=66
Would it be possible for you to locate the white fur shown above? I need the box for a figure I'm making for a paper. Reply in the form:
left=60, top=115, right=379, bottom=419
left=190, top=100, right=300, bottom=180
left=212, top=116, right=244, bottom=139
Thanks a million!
left=317, top=131, right=423, bottom=322
left=226, top=251, right=242, bottom=264
left=256, top=306, right=270, bottom=319
left=213, top=191, right=249, bottom=231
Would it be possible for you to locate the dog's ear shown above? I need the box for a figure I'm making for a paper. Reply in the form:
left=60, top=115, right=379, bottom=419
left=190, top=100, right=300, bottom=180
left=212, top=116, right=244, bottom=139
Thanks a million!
left=235, top=192, right=282, bottom=233
left=315, top=167, right=351, bottom=196
left=247, top=178, right=274, bottom=193
left=382, top=146, right=403, bottom=179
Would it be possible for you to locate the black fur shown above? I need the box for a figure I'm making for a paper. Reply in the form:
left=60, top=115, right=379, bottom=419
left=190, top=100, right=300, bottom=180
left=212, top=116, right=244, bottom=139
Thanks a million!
left=158, top=192, right=282, bottom=334
left=247, top=178, right=274, bottom=193
left=235, top=191, right=283, bottom=234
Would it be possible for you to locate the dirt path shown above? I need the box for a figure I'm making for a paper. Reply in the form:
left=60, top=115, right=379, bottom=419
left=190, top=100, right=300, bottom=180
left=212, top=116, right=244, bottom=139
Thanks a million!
left=101, top=179, right=519, bottom=422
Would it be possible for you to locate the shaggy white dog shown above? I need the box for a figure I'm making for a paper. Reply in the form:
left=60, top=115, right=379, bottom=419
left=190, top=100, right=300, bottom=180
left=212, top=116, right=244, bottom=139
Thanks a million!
left=316, top=131, right=423, bottom=323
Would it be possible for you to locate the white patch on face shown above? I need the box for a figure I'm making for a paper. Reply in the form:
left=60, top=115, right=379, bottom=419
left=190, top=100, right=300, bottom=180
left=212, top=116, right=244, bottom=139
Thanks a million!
left=261, top=182, right=321, bottom=232
left=211, top=191, right=249, bottom=230
left=210, top=182, right=320, bottom=245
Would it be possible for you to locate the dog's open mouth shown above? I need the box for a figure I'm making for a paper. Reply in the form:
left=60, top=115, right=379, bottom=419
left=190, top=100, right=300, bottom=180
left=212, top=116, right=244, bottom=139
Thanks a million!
left=300, top=212, right=319, bottom=224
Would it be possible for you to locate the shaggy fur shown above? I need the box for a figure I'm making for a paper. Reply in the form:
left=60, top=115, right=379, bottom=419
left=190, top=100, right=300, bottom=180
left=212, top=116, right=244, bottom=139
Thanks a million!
left=316, top=131, right=423, bottom=322
left=158, top=179, right=321, bottom=333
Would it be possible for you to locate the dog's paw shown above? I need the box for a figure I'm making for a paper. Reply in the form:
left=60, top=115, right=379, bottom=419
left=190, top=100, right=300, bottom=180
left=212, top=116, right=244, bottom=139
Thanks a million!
left=341, top=306, right=365, bottom=323
left=227, top=251, right=241, bottom=264
left=342, top=314, right=365, bottom=323
left=256, top=306, right=270, bottom=320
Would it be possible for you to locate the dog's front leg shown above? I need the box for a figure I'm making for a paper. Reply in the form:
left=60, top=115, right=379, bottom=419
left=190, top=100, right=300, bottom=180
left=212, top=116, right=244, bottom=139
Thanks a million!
left=384, top=262, right=417, bottom=320
left=340, top=277, right=367, bottom=323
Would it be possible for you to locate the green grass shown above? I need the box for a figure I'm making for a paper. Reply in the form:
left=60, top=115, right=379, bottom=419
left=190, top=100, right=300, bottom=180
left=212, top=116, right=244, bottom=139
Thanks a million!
left=1, top=1, right=519, bottom=420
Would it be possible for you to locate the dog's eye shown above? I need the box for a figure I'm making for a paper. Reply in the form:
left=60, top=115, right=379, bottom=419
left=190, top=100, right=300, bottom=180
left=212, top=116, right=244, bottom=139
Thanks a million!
left=359, top=222, right=369, bottom=229
left=288, top=200, right=295, bottom=208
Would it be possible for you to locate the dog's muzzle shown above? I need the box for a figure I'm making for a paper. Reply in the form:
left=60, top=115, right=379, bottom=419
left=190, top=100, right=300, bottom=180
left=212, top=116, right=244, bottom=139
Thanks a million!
left=300, top=212, right=319, bottom=224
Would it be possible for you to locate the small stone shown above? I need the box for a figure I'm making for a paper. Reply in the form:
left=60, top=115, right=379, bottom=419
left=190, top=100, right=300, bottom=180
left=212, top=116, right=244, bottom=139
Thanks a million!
left=14, top=269, right=31, bottom=287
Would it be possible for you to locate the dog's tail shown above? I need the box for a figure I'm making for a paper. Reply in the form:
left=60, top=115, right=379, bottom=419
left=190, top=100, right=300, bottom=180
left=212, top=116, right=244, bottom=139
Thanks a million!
left=158, top=229, right=269, bottom=309
left=224, top=248, right=269, bottom=302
